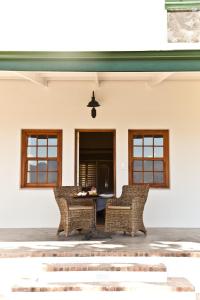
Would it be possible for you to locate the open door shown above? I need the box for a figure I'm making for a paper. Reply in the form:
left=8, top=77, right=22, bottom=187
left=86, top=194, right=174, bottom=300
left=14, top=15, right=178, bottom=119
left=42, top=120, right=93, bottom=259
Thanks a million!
left=75, top=129, right=116, bottom=224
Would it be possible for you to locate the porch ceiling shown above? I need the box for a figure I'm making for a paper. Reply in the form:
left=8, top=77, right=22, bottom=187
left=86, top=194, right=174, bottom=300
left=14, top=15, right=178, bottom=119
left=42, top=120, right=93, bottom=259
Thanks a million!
left=0, top=71, right=200, bottom=87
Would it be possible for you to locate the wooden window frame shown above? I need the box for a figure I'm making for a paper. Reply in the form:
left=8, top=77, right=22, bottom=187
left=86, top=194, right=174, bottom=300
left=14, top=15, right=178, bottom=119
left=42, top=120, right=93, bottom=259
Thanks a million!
left=128, top=130, right=169, bottom=188
left=21, top=129, right=62, bottom=188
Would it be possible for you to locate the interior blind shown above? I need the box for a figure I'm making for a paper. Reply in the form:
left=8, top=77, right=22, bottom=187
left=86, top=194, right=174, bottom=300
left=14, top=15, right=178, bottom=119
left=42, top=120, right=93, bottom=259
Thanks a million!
left=165, top=0, right=200, bottom=11
left=79, top=162, right=96, bottom=188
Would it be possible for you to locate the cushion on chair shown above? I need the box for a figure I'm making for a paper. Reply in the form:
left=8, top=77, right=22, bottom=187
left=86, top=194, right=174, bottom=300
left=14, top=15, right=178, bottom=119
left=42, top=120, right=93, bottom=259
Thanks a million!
left=69, top=206, right=93, bottom=210
left=107, top=205, right=131, bottom=210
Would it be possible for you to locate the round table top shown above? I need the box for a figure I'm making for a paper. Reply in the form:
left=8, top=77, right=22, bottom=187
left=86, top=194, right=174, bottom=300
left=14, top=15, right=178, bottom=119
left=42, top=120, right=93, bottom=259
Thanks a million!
left=73, top=194, right=99, bottom=199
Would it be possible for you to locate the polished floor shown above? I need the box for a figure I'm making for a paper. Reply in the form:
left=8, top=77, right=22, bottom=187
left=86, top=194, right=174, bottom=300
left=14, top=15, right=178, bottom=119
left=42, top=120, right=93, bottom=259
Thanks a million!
left=0, top=228, right=200, bottom=257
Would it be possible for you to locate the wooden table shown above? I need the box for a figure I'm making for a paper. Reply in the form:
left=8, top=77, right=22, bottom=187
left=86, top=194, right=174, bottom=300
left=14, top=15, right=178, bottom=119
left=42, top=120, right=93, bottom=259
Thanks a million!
left=73, top=195, right=111, bottom=240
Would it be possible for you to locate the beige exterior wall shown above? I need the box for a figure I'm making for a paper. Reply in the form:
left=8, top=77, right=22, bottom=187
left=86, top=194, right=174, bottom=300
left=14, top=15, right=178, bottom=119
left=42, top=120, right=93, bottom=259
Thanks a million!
left=0, top=79, right=200, bottom=227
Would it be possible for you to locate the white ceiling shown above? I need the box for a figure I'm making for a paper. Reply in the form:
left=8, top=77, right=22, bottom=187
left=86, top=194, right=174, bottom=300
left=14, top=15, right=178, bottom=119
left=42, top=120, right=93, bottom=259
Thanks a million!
left=0, top=71, right=200, bottom=88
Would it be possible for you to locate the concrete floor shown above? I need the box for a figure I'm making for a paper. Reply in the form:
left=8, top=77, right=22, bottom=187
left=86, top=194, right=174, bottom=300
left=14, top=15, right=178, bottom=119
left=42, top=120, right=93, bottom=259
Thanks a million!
left=0, top=228, right=200, bottom=257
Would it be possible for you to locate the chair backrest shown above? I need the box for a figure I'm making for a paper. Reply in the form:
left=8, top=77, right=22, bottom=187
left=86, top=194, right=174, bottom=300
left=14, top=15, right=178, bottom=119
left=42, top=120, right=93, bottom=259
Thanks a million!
left=54, top=186, right=82, bottom=215
left=54, top=186, right=81, bottom=200
left=121, top=185, right=149, bottom=206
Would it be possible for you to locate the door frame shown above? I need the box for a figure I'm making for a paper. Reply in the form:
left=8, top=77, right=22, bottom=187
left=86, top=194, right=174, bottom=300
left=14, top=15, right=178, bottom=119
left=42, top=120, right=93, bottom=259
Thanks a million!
left=74, top=129, right=116, bottom=195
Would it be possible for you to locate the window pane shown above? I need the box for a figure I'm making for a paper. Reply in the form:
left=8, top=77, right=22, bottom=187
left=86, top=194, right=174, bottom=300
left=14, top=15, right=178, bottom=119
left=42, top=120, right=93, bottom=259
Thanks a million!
left=48, top=147, right=57, bottom=157
left=38, top=160, right=47, bottom=171
left=144, top=147, right=153, bottom=157
left=133, top=172, right=143, bottom=183
left=48, top=136, right=57, bottom=146
left=38, top=147, right=47, bottom=157
left=154, top=160, right=163, bottom=171
left=27, top=147, right=36, bottom=157
left=154, top=172, right=164, bottom=183
left=38, top=136, right=47, bottom=146
left=133, top=160, right=142, bottom=171
left=144, top=172, right=153, bottom=183
left=48, top=160, right=57, bottom=171
left=133, top=136, right=143, bottom=146
left=28, top=160, right=37, bottom=172
left=28, top=136, right=37, bottom=146
left=154, top=136, right=163, bottom=146
left=144, top=136, right=153, bottom=146
left=38, top=172, right=47, bottom=183
left=133, top=147, right=142, bottom=157
left=154, top=147, right=163, bottom=158
left=27, top=172, right=37, bottom=183
left=144, top=160, right=153, bottom=171
left=48, top=172, right=57, bottom=183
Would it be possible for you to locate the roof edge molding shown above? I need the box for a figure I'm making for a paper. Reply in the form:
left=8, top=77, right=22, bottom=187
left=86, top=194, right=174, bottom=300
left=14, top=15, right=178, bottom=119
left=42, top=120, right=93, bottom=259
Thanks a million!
left=165, top=0, right=200, bottom=11
left=1, top=50, right=200, bottom=72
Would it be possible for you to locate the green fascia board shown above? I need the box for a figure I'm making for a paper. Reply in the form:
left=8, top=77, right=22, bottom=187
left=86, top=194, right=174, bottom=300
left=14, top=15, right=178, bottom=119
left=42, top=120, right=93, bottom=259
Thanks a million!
left=165, top=0, right=200, bottom=11
left=1, top=50, right=200, bottom=72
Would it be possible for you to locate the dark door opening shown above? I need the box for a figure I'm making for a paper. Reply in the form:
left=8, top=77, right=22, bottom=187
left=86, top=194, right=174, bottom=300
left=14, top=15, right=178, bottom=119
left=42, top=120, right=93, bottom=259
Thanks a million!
left=75, top=130, right=116, bottom=225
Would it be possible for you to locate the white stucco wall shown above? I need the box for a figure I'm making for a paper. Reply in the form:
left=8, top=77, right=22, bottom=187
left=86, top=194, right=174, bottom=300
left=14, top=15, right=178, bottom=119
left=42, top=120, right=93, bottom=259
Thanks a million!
left=0, top=79, right=200, bottom=228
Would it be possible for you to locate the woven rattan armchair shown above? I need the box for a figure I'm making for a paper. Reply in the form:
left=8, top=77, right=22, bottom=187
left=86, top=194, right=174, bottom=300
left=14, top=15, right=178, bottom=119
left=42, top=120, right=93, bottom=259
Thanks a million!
left=105, top=185, right=149, bottom=236
left=54, top=186, right=96, bottom=237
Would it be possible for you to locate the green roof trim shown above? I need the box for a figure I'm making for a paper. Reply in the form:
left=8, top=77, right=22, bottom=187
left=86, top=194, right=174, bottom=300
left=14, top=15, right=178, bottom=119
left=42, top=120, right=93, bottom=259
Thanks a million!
left=1, top=50, right=200, bottom=72
left=165, top=0, right=200, bottom=11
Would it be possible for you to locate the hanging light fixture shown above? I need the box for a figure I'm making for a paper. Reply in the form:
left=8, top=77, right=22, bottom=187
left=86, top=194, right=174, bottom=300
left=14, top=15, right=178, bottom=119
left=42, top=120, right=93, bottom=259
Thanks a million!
left=87, top=91, right=100, bottom=118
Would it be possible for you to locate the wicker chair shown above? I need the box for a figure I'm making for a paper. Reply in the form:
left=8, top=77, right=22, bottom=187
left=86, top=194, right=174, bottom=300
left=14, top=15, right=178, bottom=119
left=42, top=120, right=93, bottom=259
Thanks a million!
left=54, top=186, right=96, bottom=237
left=105, top=185, right=149, bottom=236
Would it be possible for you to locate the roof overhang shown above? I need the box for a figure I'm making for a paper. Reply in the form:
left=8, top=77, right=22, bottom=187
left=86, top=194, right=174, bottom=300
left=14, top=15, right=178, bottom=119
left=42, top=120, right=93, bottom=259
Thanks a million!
left=165, top=0, right=200, bottom=11
left=1, top=51, right=200, bottom=72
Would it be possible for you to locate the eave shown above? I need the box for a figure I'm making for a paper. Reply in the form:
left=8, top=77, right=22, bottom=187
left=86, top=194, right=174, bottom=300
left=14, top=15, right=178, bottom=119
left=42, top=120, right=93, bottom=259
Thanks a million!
left=1, top=50, right=200, bottom=72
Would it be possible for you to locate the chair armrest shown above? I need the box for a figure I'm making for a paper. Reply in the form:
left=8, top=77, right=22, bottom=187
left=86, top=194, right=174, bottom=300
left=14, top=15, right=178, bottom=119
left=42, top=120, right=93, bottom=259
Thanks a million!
left=57, top=197, right=70, bottom=210
left=106, top=197, right=121, bottom=207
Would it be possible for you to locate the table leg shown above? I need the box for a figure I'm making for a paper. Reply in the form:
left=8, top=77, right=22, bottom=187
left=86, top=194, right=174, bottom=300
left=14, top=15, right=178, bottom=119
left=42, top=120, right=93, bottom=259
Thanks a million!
left=83, top=199, right=111, bottom=240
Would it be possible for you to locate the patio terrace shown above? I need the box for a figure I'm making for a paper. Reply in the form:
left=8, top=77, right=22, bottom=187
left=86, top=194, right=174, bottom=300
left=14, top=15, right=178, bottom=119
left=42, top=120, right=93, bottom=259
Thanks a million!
left=0, top=228, right=200, bottom=257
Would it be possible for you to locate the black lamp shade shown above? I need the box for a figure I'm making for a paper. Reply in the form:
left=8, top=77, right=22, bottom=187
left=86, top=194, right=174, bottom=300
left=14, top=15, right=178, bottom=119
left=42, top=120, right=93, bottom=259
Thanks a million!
left=87, top=91, right=100, bottom=107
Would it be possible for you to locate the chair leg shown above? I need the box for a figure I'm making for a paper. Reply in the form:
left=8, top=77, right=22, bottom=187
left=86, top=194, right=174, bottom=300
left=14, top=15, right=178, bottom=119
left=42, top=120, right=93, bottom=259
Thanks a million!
left=57, top=229, right=62, bottom=235
left=57, top=223, right=64, bottom=235
left=64, top=230, right=69, bottom=237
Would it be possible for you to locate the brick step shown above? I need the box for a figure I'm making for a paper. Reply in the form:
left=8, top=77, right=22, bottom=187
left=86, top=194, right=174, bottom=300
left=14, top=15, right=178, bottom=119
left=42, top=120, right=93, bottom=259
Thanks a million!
left=55, top=271, right=166, bottom=283
left=3, top=291, right=197, bottom=300
left=12, top=277, right=195, bottom=292
left=41, top=263, right=167, bottom=283
left=11, top=271, right=167, bottom=285
left=1, top=246, right=199, bottom=258
left=44, top=262, right=166, bottom=272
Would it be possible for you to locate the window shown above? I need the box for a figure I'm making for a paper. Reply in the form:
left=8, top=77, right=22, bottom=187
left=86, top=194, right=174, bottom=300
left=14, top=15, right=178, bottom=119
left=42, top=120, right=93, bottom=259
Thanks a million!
left=128, top=130, right=169, bottom=188
left=21, top=130, right=62, bottom=188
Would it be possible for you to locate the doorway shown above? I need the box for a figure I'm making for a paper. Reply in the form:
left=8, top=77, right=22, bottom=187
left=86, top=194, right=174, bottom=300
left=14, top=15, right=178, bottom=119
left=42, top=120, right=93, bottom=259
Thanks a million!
left=75, top=129, right=116, bottom=225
